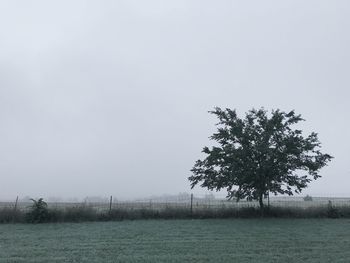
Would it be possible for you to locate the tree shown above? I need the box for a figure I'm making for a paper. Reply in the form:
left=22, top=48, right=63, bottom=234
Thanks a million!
left=189, top=107, right=333, bottom=211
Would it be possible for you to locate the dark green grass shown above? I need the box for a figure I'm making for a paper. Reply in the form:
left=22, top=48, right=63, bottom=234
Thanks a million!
left=1, top=219, right=350, bottom=262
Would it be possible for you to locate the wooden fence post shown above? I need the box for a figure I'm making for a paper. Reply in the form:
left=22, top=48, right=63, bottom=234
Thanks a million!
left=190, top=193, right=193, bottom=217
left=109, top=196, right=113, bottom=214
left=14, top=196, right=18, bottom=211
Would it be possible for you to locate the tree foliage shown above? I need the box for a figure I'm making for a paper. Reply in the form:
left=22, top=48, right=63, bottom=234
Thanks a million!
left=189, top=107, right=333, bottom=209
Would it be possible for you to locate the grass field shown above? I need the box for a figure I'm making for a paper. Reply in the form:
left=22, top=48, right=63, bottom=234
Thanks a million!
left=1, top=219, right=350, bottom=262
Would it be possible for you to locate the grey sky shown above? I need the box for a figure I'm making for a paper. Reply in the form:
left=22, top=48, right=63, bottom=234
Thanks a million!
left=0, top=0, right=349, bottom=200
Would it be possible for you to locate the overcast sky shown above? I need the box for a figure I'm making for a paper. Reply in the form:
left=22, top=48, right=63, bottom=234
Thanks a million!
left=0, top=0, right=349, bottom=200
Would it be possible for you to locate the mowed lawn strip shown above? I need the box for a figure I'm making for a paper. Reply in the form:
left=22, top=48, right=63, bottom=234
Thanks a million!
left=1, top=219, right=350, bottom=263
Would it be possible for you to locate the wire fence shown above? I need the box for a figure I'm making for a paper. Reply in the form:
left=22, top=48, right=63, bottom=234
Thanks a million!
left=2, top=195, right=350, bottom=213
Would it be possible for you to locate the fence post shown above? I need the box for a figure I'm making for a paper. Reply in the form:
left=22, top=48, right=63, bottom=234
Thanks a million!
left=14, top=196, right=18, bottom=211
left=190, top=193, right=193, bottom=217
left=109, top=196, right=113, bottom=214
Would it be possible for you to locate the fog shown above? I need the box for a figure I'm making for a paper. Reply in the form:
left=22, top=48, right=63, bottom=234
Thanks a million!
left=1, top=0, right=349, bottom=200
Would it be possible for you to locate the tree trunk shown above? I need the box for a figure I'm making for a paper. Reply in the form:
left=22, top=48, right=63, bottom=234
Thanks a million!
left=259, top=194, right=264, bottom=216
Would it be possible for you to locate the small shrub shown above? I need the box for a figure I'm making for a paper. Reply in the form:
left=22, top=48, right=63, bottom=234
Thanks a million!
left=303, top=195, right=313, bottom=201
left=327, top=201, right=341, bottom=218
left=26, top=198, right=50, bottom=223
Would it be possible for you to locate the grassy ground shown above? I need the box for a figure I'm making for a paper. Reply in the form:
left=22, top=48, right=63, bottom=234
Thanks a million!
left=1, top=219, right=350, bottom=262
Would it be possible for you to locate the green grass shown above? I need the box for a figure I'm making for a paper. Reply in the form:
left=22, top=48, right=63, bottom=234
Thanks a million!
left=1, top=219, right=350, bottom=262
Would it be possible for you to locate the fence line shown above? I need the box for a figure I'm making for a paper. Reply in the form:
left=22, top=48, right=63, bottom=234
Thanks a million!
left=1, top=195, right=350, bottom=212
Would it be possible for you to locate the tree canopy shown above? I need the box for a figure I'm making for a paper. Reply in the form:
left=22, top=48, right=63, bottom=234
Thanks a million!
left=189, top=107, right=333, bottom=209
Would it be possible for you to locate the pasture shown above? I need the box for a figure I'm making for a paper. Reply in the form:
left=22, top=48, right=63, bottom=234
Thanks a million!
left=1, top=219, right=350, bottom=262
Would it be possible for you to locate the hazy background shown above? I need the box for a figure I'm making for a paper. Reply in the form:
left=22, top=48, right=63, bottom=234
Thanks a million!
left=1, top=0, right=349, bottom=200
